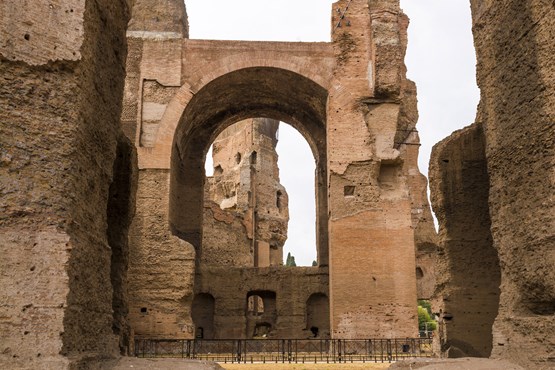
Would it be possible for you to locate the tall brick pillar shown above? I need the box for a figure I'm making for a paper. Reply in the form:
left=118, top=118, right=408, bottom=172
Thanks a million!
left=327, top=0, right=418, bottom=338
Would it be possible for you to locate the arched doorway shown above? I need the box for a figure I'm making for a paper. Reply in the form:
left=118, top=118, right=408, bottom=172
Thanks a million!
left=306, top=293, right=330, bottom=338
left=169, top=67, right=329, bottom=266
left=191, top=293, right=215, bottom=339
left=169, top=67, right=329, bottom=339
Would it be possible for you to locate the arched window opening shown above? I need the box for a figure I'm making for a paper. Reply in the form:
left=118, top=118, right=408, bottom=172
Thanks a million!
left=250, top=151, right=257, bottom=165
left=202, top=118, right=318, bottom=268
left=276, top=190, right=283, bottom=210
left=246, top=291, right=277, bottom=338
left=247, top=295, right=264, bottom=316
left=246, top=290, right=277, bottom=338
left=276, top=123, right=317, bottom=266
left=306, top=293, right=330, bottom=338
left=192, top=293, right=215, bottom=340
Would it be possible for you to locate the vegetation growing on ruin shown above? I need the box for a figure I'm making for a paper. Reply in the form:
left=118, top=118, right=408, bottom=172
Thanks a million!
left=418, top=300, right=437, bottom=333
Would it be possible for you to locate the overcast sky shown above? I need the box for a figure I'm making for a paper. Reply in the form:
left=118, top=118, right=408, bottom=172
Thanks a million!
left=192, top=0, right=479, bottom=266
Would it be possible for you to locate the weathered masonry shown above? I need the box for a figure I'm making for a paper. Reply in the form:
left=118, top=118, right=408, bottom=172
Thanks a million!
left=124, top=0, right=428, bottom=343
left=1, top=0, right=440, bottom=368
left=428, top=1, right=555, bottom=369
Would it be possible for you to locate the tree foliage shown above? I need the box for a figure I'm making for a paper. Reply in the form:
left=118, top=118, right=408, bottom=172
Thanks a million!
left=285, top=252, right=297, bottom=267
left=418, top=300, right=437, bottom=332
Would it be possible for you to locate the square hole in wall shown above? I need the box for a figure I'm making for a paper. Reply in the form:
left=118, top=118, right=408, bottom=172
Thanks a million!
left=344, top=185, right=355, bottom=197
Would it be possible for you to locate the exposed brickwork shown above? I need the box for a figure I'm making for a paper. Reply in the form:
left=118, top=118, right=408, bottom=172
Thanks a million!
left=0, top=0, right=442, bottom=367
left=124, top=0, right=423, bottom=341
left=202, top=118, right=288, bottom=268
left=471, top=1, right=555, bottom=367
left=127, top=169, right=196, bottom=340
left=0, top=0, right=133, bottom=368
left=327, top=0, right=419, bottom=338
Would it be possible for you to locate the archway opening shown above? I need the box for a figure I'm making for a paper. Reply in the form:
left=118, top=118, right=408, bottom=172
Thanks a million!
left=170, top=66, right=329, bottom=340
left=246, top=291, right=277, bottom=338
left=276, top=123, right=317, bottom=267
left=170, top=67, right=328, bottom=266
left=203, top=119, right=317, bottom=267
left=192, top=293, right=215, bottom=339
left=306, top=293, right=330, bottom=338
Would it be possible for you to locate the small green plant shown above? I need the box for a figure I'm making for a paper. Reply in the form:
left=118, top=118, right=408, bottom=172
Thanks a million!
left=418, top=300, right=437, bottom=333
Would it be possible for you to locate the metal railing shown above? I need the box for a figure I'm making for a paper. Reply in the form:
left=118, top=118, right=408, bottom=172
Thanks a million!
left=134, top=338, right=434, bottom=363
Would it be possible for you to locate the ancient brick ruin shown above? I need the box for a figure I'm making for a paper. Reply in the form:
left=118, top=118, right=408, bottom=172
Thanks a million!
left=427, top=1, right=555, bottom=368
left=1, top=0, right=553, bottom=369
left=121, top=0, right=428, bottom=345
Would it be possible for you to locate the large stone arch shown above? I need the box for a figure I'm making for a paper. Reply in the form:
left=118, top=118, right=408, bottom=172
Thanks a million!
left=143, top=51, right=333, bottom=169
left=167, top=66, right=329, bottom=265
left=185, top=48, right=334, bottom=93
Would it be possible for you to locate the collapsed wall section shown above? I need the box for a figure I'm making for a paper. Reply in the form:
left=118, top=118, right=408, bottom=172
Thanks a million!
left=429, top=123, right=500, bottom=358
left=202, top=118, right=289, bottom=267
left=469, top=1, right=555, bottom=367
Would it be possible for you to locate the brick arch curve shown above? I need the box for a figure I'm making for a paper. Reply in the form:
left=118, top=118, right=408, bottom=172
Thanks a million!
left=151, top=53, right=333, bottom=167
left=167, top=66, right=329, bottom=265
left=186, top=50, right=334, bottom=93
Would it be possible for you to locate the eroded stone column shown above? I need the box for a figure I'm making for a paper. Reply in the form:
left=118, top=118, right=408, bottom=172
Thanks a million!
left=469, top=1, right=555, bottom=366
left=429, top=123, right=500, bottom=358
left=202, top=118, right=289, bottom=268
left=0, top=0, right=133, bottom=368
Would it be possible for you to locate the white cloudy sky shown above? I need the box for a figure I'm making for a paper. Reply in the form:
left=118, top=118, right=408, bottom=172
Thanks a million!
left=192, top=0, right=479, bottom=266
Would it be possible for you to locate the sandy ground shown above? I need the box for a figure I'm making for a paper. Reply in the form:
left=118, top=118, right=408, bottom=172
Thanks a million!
left=389, top=358, right=525, bottom=369
left=113, top=358, right=224, bottom=369
left=113, top=357, right=526, bottom=370
left=220, top=364, right=390, bottom=370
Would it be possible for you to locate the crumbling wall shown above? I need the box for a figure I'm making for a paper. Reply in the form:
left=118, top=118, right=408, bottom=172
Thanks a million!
left=429, top=123, right=500, bottom=358
left=196, top=266, right=329, bottom=339
left=202, top=118, right=289, bottom=267
left=326, top=0, right=419, bottom=338
left=429, top=2, right=555, bottom=366
left=127, top=170, right=196, bottom=340
left=467, top=1, right=555, bottom=367
left=0, top=0, right=133, bottom=368
left=201, top=200, right=254, bottom=266
left=108, top=135, right=139, bottom=355
left=124, top=0, right=198, bottom=342
left=128, top=0, right=188, bottom=37
left=125, top=0, right=422, bottom=342
left=197, top=118, right=322, bottom=339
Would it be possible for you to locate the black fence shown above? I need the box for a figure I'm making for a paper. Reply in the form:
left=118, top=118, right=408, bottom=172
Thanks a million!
left=134, top=338, right=434, bottom=363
